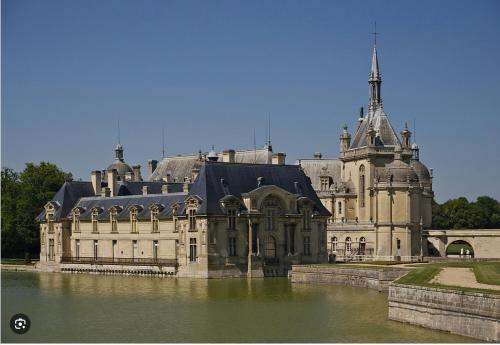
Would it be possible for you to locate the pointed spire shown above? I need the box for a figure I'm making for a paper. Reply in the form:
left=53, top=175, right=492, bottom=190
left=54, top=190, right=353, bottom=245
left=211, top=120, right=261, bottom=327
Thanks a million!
left=368, top=44, right=382, bottom=115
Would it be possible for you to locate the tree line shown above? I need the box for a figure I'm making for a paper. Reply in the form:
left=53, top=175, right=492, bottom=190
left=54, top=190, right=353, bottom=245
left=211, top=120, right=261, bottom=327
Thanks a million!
left=1, top=162, right=499, bottom=259
left=1, top=163, right=71, bottom=259
left=432, top=196, right=500, bottom=230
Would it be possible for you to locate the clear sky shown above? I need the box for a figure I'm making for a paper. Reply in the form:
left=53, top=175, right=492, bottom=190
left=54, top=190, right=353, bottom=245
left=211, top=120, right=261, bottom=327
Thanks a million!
left=2, top=0, right=500, bottom=202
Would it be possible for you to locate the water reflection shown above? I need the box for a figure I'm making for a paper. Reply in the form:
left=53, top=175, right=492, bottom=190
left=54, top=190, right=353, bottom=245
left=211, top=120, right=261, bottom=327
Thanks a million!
left=2, top=272, right=475, bottom=343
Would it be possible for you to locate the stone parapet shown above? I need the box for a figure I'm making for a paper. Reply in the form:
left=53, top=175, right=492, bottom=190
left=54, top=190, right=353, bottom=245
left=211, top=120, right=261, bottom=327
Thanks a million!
left=291, top=265, right=410, bottom=292
left=388, top=283, right=500, bottom=342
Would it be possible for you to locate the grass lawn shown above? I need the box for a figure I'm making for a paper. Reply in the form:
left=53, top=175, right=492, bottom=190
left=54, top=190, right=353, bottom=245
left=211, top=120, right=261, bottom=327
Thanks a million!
left=396, top=261, right=500, bottom=294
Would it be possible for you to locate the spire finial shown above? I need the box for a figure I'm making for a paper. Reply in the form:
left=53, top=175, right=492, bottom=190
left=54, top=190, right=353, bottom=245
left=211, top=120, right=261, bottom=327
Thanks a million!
left=372, top=21, right=379, bottom=46
left=162, top=127, right=165, bottom=159
left=118, top=119, right=121, bottom=145
left=268, top=112, right=271, bottom=146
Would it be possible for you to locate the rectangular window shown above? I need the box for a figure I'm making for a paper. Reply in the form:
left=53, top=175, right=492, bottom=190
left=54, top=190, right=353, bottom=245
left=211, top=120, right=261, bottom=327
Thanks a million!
left=227, top=209, right=237, bottom=230
left=290, top=226, right=295, bottom=254
left=151, top=210, right=159, bottom=232
left=189, top=209, right=196, bottom=231
left=92, top=212, right=99, bottom=233
left=48, top=218, right=54, bottom=233
left=132, top=240, right=138, bottom=259
left=303, top=236, right=311, bottom=255
left=130, top=210, right=138, bottom=233
left=320, top=177, right=329, bottom=191
left=302, top=210, right=311, bottom=230
left=111, top=211, right=118, bottom=233
left=74, top=213, right=80, bottom=232
left=228, top=237, right=237, bottom=256
left=189, top=238, right=197, bottom=262
left=338, top=202, right=342, bottom=215
left=48, top=239, right=55, bottom=260
left=153, top=240, right=159, bottom=261
left=112, top=240, right=117, bottom=260
left=265, top=210, right=275, bottom=231
left=76, top=239, right=80, bottom=260
left=93, top=240, right=98, bottom=260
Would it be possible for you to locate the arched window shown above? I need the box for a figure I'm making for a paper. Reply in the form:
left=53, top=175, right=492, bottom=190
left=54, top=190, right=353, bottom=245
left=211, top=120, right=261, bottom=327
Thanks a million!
left=331, top=237, right=337, bottom=252
left=345, top=237, right=352, bottom=254
left=359, top=165, right=366, bottom=208
left=359, top=237, right=366, bottom=255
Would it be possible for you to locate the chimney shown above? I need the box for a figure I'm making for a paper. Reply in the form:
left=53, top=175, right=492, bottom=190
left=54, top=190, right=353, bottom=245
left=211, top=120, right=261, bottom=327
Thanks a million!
left=133, top=165, right=142, bottom=181
left=148, top=160, right=158, bottom=178
left=222, top=149, right=236, bottom=163
left=107, top=169, right=118, bottom=197
left=162, top=184, right=173, bottom=195
left=272, top=153, right=286, bottom=165
left=142, top=186, right=149, bottom=195
left=183, top=182, right=190, bottom=193
left=314, top=152, right=322, bottom=160
left=91, top=170, right=102, bottom=196
left=101, top=187, right=111, bottom=197
left=162, top=173, right=172, bottom=183
left=191, top=168, right=200, bottom=181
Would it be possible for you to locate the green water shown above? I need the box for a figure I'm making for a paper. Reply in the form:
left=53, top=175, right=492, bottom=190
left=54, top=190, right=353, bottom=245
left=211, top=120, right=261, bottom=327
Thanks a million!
left=1, top=272, right=474, bottom=343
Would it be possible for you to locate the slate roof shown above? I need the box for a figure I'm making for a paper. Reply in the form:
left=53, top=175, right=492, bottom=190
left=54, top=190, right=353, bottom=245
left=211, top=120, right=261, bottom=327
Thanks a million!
left=149, top=147, right=273, bottom=182
left=36, top=181, right=95, bottom=221
left=74, top=193, right=187, bottom=221
left=189, top=161, right=330, bottom=216
left=351, top=107, right=401, bottom=149
left=117, top=181, right=183, bottom=195
left=295, top=159, right=342, bottom=191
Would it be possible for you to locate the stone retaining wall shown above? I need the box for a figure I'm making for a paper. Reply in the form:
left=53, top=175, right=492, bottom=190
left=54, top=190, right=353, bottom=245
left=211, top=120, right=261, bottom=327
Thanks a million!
left=388, top=283, right=500, bottom=342
left=291, top=265, right=410, bottom=292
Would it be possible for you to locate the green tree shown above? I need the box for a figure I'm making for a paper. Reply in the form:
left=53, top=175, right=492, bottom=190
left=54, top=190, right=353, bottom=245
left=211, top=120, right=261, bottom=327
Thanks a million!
left=1, top=163, right=72, bottom=259
left=1, top=168, right=23, bottom=257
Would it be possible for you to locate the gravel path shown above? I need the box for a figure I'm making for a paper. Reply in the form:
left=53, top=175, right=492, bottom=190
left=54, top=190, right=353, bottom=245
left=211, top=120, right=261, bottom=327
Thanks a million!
left=430, top=267, right=500, bottom=291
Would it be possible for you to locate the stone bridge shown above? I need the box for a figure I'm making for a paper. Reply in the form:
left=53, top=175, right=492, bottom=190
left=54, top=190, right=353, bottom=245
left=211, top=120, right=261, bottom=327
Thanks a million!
left=424, top=229, right=500, bottom=259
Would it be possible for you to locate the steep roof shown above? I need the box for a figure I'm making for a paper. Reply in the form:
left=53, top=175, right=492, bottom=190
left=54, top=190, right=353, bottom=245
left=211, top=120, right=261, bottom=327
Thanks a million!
left=189, top=161, right=330, bottom=216
left=149, top=147, right=273, bottom=182
left=295, top=159, right=341, bottom=191
left=74, top=193, right=187, bottom=221
left=350, top=107, right=401, bottom=148
left=36, top=181, right=95, bottom=221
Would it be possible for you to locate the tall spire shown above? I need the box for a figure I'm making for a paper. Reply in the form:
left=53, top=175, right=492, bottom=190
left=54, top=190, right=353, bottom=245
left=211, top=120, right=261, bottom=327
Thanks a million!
left=368, top=23, right=382, bottom=115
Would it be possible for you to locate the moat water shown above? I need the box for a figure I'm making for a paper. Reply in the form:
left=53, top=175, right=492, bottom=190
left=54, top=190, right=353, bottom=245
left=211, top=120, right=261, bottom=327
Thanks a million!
left=1, top=272, right=474, bottom=343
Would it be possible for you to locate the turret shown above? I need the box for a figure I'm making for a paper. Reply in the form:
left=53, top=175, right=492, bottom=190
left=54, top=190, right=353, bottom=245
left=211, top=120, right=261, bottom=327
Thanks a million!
left=401, top=123, right=412, bottom=148
left=366, top=123, right=376, bottom=147
left=340, top=125, right=351, bottom=152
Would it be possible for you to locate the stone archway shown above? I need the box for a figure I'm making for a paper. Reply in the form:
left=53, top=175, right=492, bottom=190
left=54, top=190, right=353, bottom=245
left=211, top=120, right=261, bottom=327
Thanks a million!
left=446, top=240, right=474, bottom=257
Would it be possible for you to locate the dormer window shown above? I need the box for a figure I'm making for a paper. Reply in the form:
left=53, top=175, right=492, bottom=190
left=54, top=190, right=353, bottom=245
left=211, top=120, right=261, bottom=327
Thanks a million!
left=227, top=209, right=237, bottom=230
left=110, top=209, right=118, bottom=233
left=189, top=209, right=196, bottom=231
left=73, top=210, right=81, bottom=233
left=130, top=208, right=138, bottom=233
left=47, top=213, right=55, bottom=233
left=320, top=177, right=330, bottom=191
left=151, top=208, right=159, bottom=232
left=91, top=209, right=99, bottom=233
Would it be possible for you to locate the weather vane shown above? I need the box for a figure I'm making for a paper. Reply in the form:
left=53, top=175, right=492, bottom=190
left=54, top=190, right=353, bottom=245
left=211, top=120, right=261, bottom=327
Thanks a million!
left=372, top=21, right=379, bottom=45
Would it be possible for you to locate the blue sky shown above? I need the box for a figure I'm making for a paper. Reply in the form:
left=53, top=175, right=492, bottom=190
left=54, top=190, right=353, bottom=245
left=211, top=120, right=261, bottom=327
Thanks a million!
left=2, top=0, right=500, bottom=202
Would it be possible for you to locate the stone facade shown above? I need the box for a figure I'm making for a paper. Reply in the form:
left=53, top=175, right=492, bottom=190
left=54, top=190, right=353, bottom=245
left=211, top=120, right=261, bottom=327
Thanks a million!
left=38, top=158, right=330, bottom=278
left=388, top=283, right=500, bottom=342
left=298, top=45, right=433, bottom=261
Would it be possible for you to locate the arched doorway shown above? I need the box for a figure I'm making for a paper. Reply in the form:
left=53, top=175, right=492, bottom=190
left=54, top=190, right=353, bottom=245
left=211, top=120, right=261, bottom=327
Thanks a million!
left=446, top=240, right=474, bottom=257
